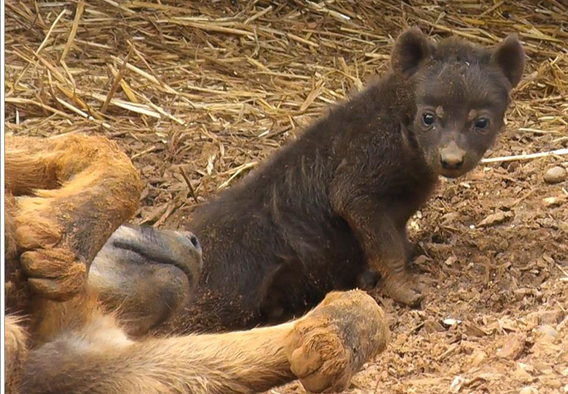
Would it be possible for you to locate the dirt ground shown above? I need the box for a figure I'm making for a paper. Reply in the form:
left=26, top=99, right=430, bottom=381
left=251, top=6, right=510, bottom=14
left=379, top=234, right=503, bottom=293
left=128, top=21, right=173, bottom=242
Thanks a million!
left=5, top=1, right=568, bottom=393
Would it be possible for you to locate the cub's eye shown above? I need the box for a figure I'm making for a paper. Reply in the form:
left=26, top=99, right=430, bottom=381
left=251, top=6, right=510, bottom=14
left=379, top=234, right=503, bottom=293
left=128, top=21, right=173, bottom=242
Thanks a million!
left=474, top=117, right=490, bottom=129
left=422, top=113, right=435, bottom=127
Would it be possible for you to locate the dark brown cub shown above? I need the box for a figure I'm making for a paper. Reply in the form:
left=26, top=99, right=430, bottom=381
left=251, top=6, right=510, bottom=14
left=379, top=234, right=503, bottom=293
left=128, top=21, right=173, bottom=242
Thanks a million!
left=171, top=28, right=525, bottom=332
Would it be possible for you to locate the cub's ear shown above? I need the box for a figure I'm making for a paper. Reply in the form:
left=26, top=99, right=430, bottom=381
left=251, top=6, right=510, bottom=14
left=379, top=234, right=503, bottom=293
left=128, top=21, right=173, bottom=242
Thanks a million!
left=391, top=27, right=434, bottom=76
left=491, top=34, right=525, bottom=88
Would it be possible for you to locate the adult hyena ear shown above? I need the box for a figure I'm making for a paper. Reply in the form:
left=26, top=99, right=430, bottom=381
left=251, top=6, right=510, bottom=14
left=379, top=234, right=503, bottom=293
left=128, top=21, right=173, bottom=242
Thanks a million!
left=491, top=34, right=525, bottom=88
left=391, top=27, right=434, bottom=77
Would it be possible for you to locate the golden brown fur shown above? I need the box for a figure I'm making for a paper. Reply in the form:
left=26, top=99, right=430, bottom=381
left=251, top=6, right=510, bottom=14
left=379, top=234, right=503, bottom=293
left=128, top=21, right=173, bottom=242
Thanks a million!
left=4, top=133, right=389, bottom=393
left=21, top=289, right=388, bottom=394
left=4, top=317, right=27, bottom=391
left=5, top=133, right=142, bottom=307
left=5, top=133, right=143, bottom=392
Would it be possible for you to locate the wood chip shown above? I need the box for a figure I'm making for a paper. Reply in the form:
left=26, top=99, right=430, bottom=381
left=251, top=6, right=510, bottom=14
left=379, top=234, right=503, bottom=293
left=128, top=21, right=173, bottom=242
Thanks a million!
left=478, top=211, right=514, bottom=227
left=497, top=334, right=527, bottom=360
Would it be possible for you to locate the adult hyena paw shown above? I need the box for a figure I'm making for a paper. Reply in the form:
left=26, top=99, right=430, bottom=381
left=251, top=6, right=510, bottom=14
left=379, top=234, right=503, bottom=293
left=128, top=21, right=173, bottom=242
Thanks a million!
left=287, top=290, right=389, bottom=393
left=15, top=211, right=86, bottom=301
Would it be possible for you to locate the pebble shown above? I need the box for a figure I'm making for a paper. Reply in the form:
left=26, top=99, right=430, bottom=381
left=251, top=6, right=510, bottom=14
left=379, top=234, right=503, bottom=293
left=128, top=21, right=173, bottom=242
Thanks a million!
left=519, top=387, right=536, bottom=394
left=443, top=318, right=460, bottom=328
left=444, top=256, right=457, bottom=266
left=544, top=166, right=566, bottom=184
left=542, top=195, right=567, bottom=207
left=450, top=376, right=465, bottom=393
left=536, top=324, right=559, bottom=341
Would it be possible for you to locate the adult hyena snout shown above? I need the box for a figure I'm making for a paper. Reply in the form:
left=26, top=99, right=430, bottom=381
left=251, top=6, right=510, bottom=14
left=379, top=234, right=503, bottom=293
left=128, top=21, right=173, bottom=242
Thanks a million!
left=91, top=225, right=204, bottom=294
left=176, top=231, right=202, bottom=254
left=157, top=228, right=203, bottom=285
left=90, top=225, right=204, bottom=335
left=439, top=141, right=466, bottom=171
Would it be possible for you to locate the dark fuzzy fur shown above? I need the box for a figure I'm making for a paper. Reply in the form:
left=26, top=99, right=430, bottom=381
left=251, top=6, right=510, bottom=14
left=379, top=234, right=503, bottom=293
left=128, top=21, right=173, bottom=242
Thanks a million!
left=162, top=28, right=525, bottom=333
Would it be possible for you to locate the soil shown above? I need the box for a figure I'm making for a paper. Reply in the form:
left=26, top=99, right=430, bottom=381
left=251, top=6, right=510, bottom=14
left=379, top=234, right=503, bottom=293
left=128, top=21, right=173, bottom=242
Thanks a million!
left=5, top=1, right=567, bottom=393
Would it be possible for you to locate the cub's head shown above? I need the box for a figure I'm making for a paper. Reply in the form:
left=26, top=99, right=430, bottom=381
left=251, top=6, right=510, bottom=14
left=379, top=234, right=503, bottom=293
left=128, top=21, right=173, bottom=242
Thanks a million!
left=391, top=28, right=525, bottom=178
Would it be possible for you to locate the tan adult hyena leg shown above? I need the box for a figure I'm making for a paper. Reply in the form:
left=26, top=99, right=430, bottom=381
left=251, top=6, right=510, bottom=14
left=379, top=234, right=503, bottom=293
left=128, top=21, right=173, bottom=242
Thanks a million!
left=6, top=134, right=142, bottom=303
left=22, top=290, right=389, bottom=394
left=5, top=316, right=27, bottom=394
left=5, top=199, right=28, bottom=394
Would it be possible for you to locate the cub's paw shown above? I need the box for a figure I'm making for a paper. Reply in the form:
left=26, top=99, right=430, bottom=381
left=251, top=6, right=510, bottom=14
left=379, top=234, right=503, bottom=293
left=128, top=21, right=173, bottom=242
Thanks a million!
left=381, top=272, right=424, bottom=307
left=286, top=290, right=389, bottom=393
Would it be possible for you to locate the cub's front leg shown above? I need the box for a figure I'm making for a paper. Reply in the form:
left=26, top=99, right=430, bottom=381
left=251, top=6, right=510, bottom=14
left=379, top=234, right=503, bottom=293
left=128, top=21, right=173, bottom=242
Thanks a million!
left=332, top=191, right=423, bottom=307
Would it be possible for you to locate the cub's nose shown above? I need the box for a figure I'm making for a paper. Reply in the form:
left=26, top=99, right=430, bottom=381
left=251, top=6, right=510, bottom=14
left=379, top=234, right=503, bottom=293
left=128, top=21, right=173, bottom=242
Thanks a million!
left=439, top=143, right=465, bottom=170
left=440, top=153, right=464, bottom=169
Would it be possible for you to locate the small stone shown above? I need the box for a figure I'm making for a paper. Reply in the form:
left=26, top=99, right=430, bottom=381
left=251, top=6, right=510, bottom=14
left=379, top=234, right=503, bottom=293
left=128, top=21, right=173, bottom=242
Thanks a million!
left=478, top=210, right=514, bottom=227
left=450, top=376, right=465, bottom=393
left=544, top=166, right=567, bottom=184
left=498, top=334, right=527, bottom=360
left=444, top=256, right=457, bottom=266
left=542, top=195, right=567, bottom=207
left=536, top=324, right=559, bottom=341
left=519, top=387, right=536, bottom=394
left=443, top=318, right=460, bottom=328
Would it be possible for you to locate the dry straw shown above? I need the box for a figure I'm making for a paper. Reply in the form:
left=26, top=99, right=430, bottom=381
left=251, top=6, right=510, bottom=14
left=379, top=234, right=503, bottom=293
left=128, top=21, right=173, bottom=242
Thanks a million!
left=5, top=0, right=568, bottom=222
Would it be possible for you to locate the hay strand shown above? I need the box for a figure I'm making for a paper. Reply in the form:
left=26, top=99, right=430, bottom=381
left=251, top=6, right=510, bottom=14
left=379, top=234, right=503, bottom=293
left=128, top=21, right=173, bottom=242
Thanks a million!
left=482, top=148, right=568, bottom=164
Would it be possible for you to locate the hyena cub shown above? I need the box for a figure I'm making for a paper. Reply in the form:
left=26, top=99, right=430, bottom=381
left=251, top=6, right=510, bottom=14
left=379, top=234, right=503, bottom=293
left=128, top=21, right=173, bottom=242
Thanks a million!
left=180, top=27, right=525, bottom=330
